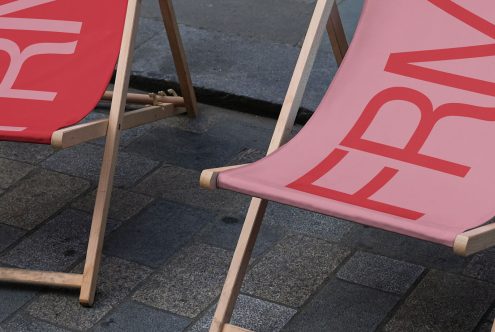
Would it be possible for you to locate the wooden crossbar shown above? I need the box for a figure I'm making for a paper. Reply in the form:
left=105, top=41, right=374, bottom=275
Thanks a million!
left=0, top=268, right=83, bottom=288
left=51, top=104, right=183, bottom=149
left=223, top=324, right=252, bottom=332
left=102, top=91, right=185, bottom=107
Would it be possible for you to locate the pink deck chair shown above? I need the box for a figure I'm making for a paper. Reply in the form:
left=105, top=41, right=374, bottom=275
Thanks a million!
left=0, top=0, right=197, bottom=306
left=200, top=0, right=495, bottom=330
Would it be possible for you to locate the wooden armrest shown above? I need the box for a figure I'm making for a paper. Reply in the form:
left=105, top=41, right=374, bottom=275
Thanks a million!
left=454, top=223, right=495, bottom=256
left=200, top=164, right=248, bottom=190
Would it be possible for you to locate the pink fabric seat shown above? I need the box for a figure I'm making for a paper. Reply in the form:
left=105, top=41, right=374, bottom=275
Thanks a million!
left=217, top=0, right=495, bottom=246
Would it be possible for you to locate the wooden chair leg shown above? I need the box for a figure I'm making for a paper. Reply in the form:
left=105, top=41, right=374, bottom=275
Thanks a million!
left=159, top=0, right=198, bottom=117
left=79, top=0, right=141, bottom=306
left=210, top=198, right=268, bottom=332
left=327, top=2, right=348, bottom=66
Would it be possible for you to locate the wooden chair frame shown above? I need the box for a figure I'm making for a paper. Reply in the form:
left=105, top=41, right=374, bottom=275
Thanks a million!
left=0, top=0, right=197, bottom=306
left=200, top=0, right=495, bottom=331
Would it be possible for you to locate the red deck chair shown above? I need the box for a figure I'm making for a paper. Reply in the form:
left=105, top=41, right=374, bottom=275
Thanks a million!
left=0, top=0, right=197, bottom=306
left=201, top=0, right=495, bottom=330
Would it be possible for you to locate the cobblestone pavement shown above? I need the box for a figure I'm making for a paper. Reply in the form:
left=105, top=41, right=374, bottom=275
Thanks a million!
left=0, top=101, right=495, bottom=332
left=134, top=0, right=364, bottom=113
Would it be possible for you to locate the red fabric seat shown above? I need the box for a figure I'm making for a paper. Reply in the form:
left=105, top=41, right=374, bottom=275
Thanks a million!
left=0, top=0, right=127, bottom=144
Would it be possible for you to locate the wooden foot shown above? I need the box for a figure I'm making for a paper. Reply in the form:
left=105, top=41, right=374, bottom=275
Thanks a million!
left=0, top=268, right=83, bottom=288
left=209, top=198, right=268, bottom=332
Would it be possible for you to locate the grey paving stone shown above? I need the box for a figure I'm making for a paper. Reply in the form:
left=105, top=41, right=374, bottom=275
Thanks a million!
left=478, top=322, right=494, bottom=332
left=144, top=0, right=316, bottom=45
left=196, top=214, right=283, bottom=258
left=0, top=284, right=36, bottom=323
left=0, top=209, right=119, bottom=271
left=94, top=301, right=191, bottom=332
left=227, top=148, right=265, bottom=165
left=41, top=144, right=159, bottom=188
left=190, top=294, right=296, bottom=332
left=384, top=270, right=495, bottom=332
left=345, top=226, right=469, bottom=273
left=134, top=165, right=250, bottom=215
left=125, top=125, right=244, bottom=171
left=27, top=256, right=151, bottom=331
left=283, top=279, right=400, bottom=332
left=0, top=224, right=25, bottom=253
left=158, top=104, right=226, bottom=135
left=0, top=158, right=34, bottom=189
left=464, top=247, right=495, bottom=283
left=265, top=202, right=355, bottom=242
left=0, top=169, right=90, bottom=230
left=337, top=251, right=424, bottom=294
left=1, top=312, right=69, bottom=332
left=104, top=200, right=211, bottom=268
left=487, top=307, right=495, bottom=321
left=242, top=234, right=350, bottom=307
left=133, top=23, right=336, bottom=112
left=134, top=243, right=232, bottom=318
left=0, top=142, right=53, bottom=164
left=207, top=122, right=272, bottom=156
left=72, top=188, right=153, bottom=222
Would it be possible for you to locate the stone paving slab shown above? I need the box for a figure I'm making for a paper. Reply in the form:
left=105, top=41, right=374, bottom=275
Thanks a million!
left=133, top=243, right=232, bottom=318
left=0, top=209, right=119, bottom=271
left=190, top=294, right=296, bottom=332
left=94, top=301, right=191, bottom=332
left=0, top=170, right=90, bottom=230
left=41, top=144, right=159, bottom=188
left=125, top=124, right=245, bottom=171
left=345, top=226, right=469, bottom=273
left=265, top=202, right=356, bottom=242
left=134, top=165, right=250, bottom=215
left=0, top=224, right=25, bottom=253
left=72, top=187, right=153, bottom=222
left=464, top=246, right=495, bottom=283
left=27, top=256, right=151, bottom=331
left=0, top=142, right=53, bottom=164
left=104, top=200, right=212, bottom=268
left=242, top=234, right=350, bottom=307
left=1, top=313, right=69, bottom=332
left=384, top=270, right=495, bottom=332
left=196, top=214, right=283, bottom=258
left=0, top=283, right=37, bottom=324
left=0, top=158, right=34, bottom=190
left=336, top=251, right=425, bottom=295
left=284, top=278, right=400, bottom=332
